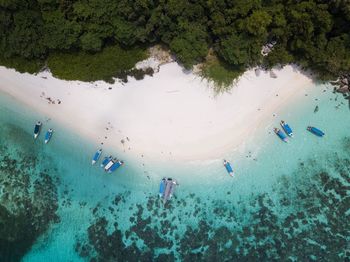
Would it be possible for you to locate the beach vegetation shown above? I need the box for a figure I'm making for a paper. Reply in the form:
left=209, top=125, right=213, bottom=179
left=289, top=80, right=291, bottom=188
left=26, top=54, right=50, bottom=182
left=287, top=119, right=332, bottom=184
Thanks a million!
left=0, top=0, right=350, bottom=83
left=169, top=24, right=209, bottom=69
left=47, top=45, right=147, bottom=82
left=0, top=56, right=44, bottom=74
left=216, top=34, right=261, bottom=68
left=200, top=53, right=244, bottom=92
left=263, top=46, right=294, bottom=69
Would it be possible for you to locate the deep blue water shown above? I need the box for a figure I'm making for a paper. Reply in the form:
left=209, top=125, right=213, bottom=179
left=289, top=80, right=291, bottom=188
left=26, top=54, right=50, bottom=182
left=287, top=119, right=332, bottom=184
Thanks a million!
left=0, top=83, right=349, bottom=261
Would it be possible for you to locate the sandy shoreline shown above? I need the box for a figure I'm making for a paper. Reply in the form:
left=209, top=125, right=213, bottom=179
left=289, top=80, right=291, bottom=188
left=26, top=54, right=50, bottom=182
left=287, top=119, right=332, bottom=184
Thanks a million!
left=0, top=61, right=314, bottom=162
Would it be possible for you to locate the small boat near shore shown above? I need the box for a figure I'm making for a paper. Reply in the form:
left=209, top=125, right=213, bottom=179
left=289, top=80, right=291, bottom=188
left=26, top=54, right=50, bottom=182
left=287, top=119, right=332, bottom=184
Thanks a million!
left=101, top=155, right=112, bottom=168
left=33, top=121, right=42, bottom=139
left=307, top=126, right=325, bottom=137
left=223, top=160, right=234, bottom=177
left=104, top=158, right=116, bottom=171
left=274, top=128, right=288, bottom=143
left=108, top=160, right=124, bottom=173
left=44, top=129, right=53, bottom=144
left=159, top=178, right=166, bottom=197
left=280, top=120, right=293, bottom=137
left=92, top=149, right=102, bottom=165
left=159, top=177, right=178, bottom=203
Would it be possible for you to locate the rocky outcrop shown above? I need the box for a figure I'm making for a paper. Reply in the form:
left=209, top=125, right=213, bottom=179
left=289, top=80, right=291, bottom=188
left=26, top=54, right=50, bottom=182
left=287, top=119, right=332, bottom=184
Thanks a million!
left=332, top=74, right=350, bottom=108
left=332, top=75, right=350, bottom=94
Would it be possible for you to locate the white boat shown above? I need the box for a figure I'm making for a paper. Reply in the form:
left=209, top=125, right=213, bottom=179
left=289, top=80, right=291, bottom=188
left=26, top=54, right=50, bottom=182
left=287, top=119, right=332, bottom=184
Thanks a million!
left=104, top=158, right=116, bottom=171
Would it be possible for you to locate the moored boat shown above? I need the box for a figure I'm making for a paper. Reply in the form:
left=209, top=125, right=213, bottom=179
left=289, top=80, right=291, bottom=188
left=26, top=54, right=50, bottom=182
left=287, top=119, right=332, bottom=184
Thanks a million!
left=100, top=155, right=112, bottom=168
left=104, top=158, right=116, bottom=171
left=223, top=160, right=234, bottom=177
left=274, top=128, right=288, bottom=142
left=307, top=126, right=325, bottom=137
left=159, top=177, right=178, bottom=203
left=44, top=129, right=53, bottom=144
left=159, top=178, right=166, bottom=197
left=92, top=149, right=102, bottom=165
left=280, top=120, right=293, bottom=137
left=33, top=121, right=42, bottom=139
left=108, top=160, right=124, bottom=173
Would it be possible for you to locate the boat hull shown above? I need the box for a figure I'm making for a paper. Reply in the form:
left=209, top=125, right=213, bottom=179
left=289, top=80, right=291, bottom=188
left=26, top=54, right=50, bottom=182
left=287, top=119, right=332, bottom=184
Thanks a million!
left=104, top=159, right=115, bottom=171
left=159, top=178, right=166, bottom=197
left=101, top=156, right=112, bottom=168
left=224, top=160, right=234, bottom=177
left=275, top=129, right=288, bottom=142
left=100, top=156, right=113, bottom=168
left=281, top=122, right=293, bottom=137
left=33, top=122, right=42, bottom=139
left=44, top=130, right=53, bottom=144
left=159, top=178, right=177, bottom=203
left=108, top=161, right=124, bottom=173
left=308, top=127, right=325, bottom=137
left=92, top=149, right=102, bottom=165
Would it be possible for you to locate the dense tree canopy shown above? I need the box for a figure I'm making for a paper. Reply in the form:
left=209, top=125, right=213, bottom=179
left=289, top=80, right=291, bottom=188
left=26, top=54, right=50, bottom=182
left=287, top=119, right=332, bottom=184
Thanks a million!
left=0, top=0, right=349, bottom=80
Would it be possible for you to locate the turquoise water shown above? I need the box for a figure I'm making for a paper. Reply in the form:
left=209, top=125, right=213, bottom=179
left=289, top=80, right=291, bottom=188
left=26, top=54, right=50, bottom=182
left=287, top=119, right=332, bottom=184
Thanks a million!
left=0, top=84, right=349, bottom=261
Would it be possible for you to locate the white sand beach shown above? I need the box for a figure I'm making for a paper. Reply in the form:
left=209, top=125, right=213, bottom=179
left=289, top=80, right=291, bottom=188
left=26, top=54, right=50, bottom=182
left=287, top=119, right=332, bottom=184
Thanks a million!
left=0, top=61, right=314, bottom=162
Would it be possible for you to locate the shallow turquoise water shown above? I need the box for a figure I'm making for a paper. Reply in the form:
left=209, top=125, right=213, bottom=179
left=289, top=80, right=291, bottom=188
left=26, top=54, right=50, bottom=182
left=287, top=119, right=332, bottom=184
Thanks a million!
left=0, top=83, right=349, bottom=261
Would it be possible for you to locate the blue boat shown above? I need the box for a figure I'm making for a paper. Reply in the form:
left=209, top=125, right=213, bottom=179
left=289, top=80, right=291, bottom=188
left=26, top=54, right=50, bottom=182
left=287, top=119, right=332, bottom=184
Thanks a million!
left=33, top=121, right=42, bottom=139
left=100, top=155, right=112, bottom=168
left=280, top=120, right=293, bottom=137
left=159, top=178, right=178, bottom=203
left=307, top=126, right=325, bottom=137
left=159, top=178, right=166, bottom=197
left=223, top=160, right=234, bottom=177
left=44, top=129, right=53, bottom=144
left=108, top=160, right=124, bottom=173
left=92, top=149, right=102, bottom=165
left=274, top=128, right=288, bottom=143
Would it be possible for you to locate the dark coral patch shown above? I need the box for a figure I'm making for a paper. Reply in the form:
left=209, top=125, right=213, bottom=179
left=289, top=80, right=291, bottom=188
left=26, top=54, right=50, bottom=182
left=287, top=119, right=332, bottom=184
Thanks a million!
left=0, top=137, right=59, bottom=262
left=75, top=138, right=350, bottom=261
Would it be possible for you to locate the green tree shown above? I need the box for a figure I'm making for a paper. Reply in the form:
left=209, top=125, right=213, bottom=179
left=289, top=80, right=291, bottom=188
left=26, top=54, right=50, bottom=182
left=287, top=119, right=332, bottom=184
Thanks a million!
left=1, top=0, right=350, bottom=83
left=244, top=10, right=272, bottom=38
left=7, top=10, right=45, bottom=58
left=42, top=10, right=81, bottom=50
left=217, top=34, right=261, bottom=67
left=169, top=24, right=209, bottom=69
left=80, top=32, right=102, bottom=52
